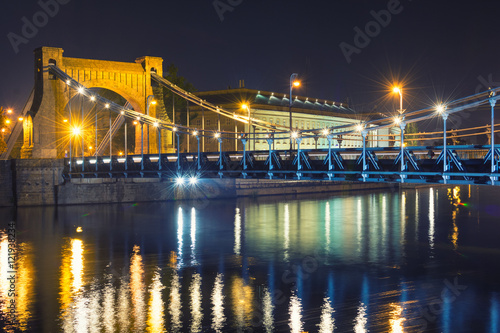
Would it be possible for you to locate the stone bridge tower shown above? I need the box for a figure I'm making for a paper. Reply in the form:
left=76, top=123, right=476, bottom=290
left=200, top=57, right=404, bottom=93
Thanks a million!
left=25, top=46, right=172, bottom=159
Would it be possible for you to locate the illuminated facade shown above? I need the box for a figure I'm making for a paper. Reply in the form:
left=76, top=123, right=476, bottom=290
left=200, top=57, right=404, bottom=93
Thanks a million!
left=185, top=88, right=398, bottom=152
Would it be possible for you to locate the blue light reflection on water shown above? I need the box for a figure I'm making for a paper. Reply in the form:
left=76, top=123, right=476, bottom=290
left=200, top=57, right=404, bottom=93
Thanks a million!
left=1, top=185, right=500, bottom=332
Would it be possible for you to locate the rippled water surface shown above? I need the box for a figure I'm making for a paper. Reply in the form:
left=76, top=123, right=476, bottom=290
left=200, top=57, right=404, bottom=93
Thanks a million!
left=1, top=185, right=500, bottom=332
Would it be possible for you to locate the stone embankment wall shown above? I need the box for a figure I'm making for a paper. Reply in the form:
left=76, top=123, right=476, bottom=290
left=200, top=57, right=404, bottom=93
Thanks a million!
left=0, top=159, right=398, bottom=207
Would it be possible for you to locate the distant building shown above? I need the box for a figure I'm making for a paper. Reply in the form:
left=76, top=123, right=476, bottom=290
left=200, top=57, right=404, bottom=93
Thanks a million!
left=183, top=88, right=396, bottom=153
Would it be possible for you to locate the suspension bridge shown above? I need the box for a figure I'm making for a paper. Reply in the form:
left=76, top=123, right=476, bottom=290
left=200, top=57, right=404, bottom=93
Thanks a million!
left=1, top=47, right=499, bottom=186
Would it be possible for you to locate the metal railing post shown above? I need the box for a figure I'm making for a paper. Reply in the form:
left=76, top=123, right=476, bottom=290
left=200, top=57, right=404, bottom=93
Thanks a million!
left=400, top=120, right=406, bottom=183
left=218, top=137, right=223, bottom=178
left=241, top=138, right=247, bottom=179
left=296, top=137, right=302, bottom=180
left=442, top=111, right=449, bottom=184
left=267, top=137, right=273, bottom=179
left=362, top=130, right=368, bottom=182
left=490, top=97, right=497, bottom=184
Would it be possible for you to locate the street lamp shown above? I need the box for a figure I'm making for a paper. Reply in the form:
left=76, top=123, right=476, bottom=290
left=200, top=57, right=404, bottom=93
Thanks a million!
left=146, top=95, right=156, bottom=154
left=289, top=73, right=300, bottom=153
left=436, top=104, right=449, bottom=182
left=392, top=86, right=404, bottom=115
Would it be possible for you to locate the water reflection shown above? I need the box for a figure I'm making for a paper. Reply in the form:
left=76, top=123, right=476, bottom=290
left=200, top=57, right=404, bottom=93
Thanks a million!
left=429, top=188, right=435, bottom=253
left=147, top=268, right=165, bottom=333
left=262, top=287, right=274, bottom=332
left=231, top=275, right=254, bottom=329
left=189, top=273, right=203, bottom=333
left=169, top=269, right=182, bottom=332
left=353, top=302, right=368, bottom=333
left=289, top=293, right=303, bottom=333
left=130, top=245, right=146, bottom=332
left=101, top=273, right=115, bottom=333
left=0, top=233, right=34, bottom=332
left=318, top=297, right=335, bottom=333
left=284, top=203, right=290, bottom=261
left=211, top=273, right=225, bottom=332
left=4, top=185, right=500, bottom=332
left=234, top=207, right=241, bottom=256
left=177, top=207, right=184, bottom=268
left=389, top=303, right=405, bottom=333
left=448, top=186, right=461, bottom=250
left=117, top=276, right=131, bottom=331
left=191, top=207, right=198, bottom=265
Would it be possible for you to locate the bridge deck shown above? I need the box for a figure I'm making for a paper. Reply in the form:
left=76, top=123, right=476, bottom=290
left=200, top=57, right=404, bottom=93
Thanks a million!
left=63, top=145, right=500, bottom=186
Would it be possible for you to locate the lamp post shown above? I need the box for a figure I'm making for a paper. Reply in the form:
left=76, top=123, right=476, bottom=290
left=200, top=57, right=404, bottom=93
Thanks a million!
left=242, top=103, right=251, bottom=151
left=436, top=105, right=448, bottom=183
left=289, top=73, right=300, bottom=154
left=393, top=86, right=404, bottom=115
left=146, top=95, right=156, bottom=154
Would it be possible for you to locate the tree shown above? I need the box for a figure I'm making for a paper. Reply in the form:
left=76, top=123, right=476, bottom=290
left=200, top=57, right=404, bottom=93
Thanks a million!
left=405, top=122, right=419, bottom=146
left=160, top=64, right=197, bottom=126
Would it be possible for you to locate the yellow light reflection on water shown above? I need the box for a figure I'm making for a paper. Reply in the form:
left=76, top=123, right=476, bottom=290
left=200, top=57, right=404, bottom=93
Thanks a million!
left=288, top=294, right=303, bottom=333
left=147, top=268, right=165, bottom=333
left=190, top=273, right=203, bottom=333
left=169, top=269, right=182, bottom=331
left=15, top=243, right=34, bottom=331
left=211, top=273, right=226, bottom=332
left=117, top=277, right=131, bottom=331
left=102, top=274, right=116, bottom=333
left=389, top=303, right=405, bottom=333
left=59, top=238, right=88, bottom=332
left=130, top=245, right=146, bottom=332
left=234, top=207, right=241, bottom=256
left=231, top=276, right=254, bottom=328
left=71, top=239, right=84, bottom=292
left=59, top=240, right=72, bottom=320
left=448, top=186, right=461, bottom=250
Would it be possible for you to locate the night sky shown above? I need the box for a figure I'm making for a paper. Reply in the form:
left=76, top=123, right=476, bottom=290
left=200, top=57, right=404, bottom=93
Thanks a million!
left=1, top=0, right=499, bottom=130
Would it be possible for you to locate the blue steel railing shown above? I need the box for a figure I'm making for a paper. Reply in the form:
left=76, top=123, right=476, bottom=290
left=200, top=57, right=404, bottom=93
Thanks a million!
left=63, top=144, right=500, bottom=186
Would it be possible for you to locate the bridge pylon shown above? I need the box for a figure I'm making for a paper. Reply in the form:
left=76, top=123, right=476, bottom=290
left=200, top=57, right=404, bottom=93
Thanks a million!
left=24, top=46, right=174, bottom=159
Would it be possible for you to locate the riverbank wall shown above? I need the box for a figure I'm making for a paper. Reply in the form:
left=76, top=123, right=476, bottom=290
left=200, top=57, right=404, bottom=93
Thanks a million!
left=0, top=159, right=399, bottom=207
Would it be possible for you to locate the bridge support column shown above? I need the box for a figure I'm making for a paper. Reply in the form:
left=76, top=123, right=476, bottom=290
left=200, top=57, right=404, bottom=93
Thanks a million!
left=176, top=132, right=181, bottom=173
left=218, top=137, right=223, bottom=178
left=399, top=120, right=407, bottom=183
left=196, top=135, right=201, bottom=171
left=158, top=127, right=162, bottom=177
left=442, top=110, right=449, bottom=184
left=361, top=129, right=368, bottom=182
left=295, top=137, right=303, bottom=180
left=327, top=134, right=333, bottom=180
left=140, top=121, right=144, bottom=178
left=241, top=138, right=247, bottom=179
left=490, top=96, right=498, bottom=185
left=267, top=138, right=274, bottom=179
